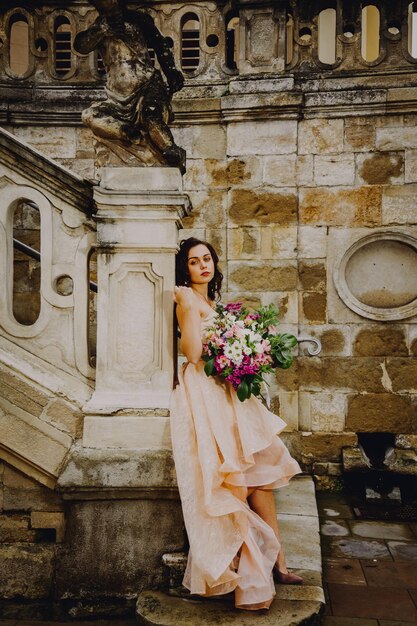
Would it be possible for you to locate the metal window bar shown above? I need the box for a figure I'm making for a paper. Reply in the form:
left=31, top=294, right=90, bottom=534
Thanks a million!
left=55, top=31, right=71, bottom=76
left=12, top=238, right=97, bottom=292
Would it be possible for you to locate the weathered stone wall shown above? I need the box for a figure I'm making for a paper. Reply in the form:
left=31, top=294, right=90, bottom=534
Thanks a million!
left=4, top=101, right=417, bottom=491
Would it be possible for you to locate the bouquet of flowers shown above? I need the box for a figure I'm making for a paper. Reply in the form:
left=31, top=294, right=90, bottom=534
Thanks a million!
left=202, top=302, right=297, bottom=402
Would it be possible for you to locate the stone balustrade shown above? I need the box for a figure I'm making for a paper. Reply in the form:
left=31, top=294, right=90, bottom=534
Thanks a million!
left=0, top=126, right=95, bottom=486
left=0, top=1, right=416, bottom=89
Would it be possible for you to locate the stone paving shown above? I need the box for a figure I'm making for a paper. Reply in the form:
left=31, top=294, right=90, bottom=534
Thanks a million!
left=319, top=491, right=417, bottom=626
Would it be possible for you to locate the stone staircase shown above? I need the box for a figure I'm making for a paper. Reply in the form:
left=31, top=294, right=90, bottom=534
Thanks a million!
left=136, top=475, right=324, bottom=626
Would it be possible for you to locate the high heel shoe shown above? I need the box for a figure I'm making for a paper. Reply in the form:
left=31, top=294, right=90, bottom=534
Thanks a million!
left=273, top=566, right=303, bottom=585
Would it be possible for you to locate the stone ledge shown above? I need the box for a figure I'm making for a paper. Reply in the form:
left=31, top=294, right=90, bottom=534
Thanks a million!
left=57, top=446, right=178, bottom=499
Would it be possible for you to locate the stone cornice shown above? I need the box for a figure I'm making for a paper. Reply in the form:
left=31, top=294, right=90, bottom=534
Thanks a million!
left=0, top=126, right=95, bottom=214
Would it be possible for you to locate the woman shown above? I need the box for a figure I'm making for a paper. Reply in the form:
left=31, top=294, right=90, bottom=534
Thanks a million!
left=170, top=237, right=303, bottom=611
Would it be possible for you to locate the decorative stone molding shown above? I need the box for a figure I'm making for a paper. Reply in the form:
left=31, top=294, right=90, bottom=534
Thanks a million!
left=333, top=231, right=417, bottom=321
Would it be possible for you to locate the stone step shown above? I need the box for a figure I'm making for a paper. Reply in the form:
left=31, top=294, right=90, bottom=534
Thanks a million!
left=136, top=476, right=324, bottom=625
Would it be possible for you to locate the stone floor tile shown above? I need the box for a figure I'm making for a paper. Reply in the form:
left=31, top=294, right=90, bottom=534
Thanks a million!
left=277, top=513, right=322, bottom=571
left=321, top=519, right=350, bottom=536
left=323, top=617, right=378, bottom=626
left=388, top=541, right=417, bottom=561
left=319, top=503, right=354, bottom=520
left=410, top=523, right=417, bottom=539
left=321, top=536, right=392, bottom=560
left=328, top=584, right=417, bottom=621
left=275, top=475, right=318, bottom=516
left=349, top=521, right=415, bottom=541
left=361, top=559, right=417, bottom=588
left=323, top=558, right=366, bottom=585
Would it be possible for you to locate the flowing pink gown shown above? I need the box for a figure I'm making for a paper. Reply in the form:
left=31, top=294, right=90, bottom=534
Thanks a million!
left=170, top=310, right=301, bottom=610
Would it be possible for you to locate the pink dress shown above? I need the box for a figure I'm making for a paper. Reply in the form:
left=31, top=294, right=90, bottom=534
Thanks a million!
left=170, top=310, right=301, bottom=610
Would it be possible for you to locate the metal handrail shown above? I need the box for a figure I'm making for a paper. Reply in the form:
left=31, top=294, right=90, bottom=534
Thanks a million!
left=12, top=238, right=98, bottom=293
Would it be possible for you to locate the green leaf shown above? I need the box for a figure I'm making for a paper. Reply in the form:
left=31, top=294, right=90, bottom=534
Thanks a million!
left=237, top=380, right=249, bottom=402
left=204, top=358, right=216, bottom=376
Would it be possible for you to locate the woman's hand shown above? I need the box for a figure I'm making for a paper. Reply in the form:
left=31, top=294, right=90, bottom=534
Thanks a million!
left=173, top=286, right=195, bottom=311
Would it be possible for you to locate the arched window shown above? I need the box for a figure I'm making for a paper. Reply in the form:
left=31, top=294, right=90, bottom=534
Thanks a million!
left=361, top=5, right=380, bottom=62
left=54, top=16, right=72, bottom=77
left=226, top=15, right=239, bottom=70
left=13, top=199, right=41, bottom=326
left=181, top=13, right=200, bottom=73
left=408, top=2, right=417, bottom=58
left=9, top=13, right=29, bottom=76
left=318, top=8, right=336, bottom=64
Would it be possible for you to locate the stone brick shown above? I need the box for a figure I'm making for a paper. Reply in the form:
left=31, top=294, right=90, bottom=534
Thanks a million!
left=0, top=514, right=36, bottom=542
left=260, top=225, right=297, bottom=259
left=382, top=184, right=417, bottom=224
left=298, top=357, right=385, bottom=392
left=318, top=327, right=349, bottom=356
left=386, top=358, right=417, bottom=392
left=310, top=393, right=346, bottom=433
left=353, top=327, right=408, bottom=356
left=228, top=227, right=260, bottom=259
left=344, top=120, right=376, bottom=152
left=275, top=360, right=299, bottom=391
left=14, top=126, right=77, bottom=159
left=228, top=120, right=297, bottom=156
left=0, top=369, right=48, bottom=417
left=405, top=150, right=417, bottom=183
left=301, top=432, right=357, bottom=462
left=396, top=434, right=417, bottom=449
left=205, top=228, right=226, bottom=261
left=40, top=399, right=83, bottom=437
left=296, top=154, right=314, bottom=186
left=31, top=511, right=65, bottom=543
left=182, top=189, right=227, bottom=229
left=228, top=187, right=297, bottom=226
left=173, top=124, right=226, bottom=159
left=346, top=393, right=415, bottom=433
left=314, top=155, right=355, bottom=186
left=0, top=544, right=55, bottom=599
left=300, top=186, right=382, bottom=226
left=298, top=118, right=344, bottom=155
left=299, top=261, right=326, bottom=291
left=263, top=154, right=297, bottom=187
left=376, top=125, right=417, bottom=151
left=302, top=292, right=327, bottom=323
left=214, top=156, right=263, bottom=186
left=2, top=465, right=64, bottom=513
left=298, top=226, right=327, bottom=258
left=229, top=261, right=297, bottom=291
left=56, top=158, right=95, bottom=180
left=76, top=126, right=95, bottom=159
left=356, top=152, right=404, bottom=186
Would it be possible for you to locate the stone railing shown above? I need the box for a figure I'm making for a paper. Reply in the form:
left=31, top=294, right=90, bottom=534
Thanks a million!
left=0, top=126, right=96, bottom=486
left=0, top=1, right=416, bottom=89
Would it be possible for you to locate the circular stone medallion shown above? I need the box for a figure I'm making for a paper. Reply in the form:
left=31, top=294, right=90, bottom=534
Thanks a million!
left=334, top=232, right=417, bottom=320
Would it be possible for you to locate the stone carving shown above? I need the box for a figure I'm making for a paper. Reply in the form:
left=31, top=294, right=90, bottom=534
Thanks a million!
left=74, top=0, right=186, bottom=172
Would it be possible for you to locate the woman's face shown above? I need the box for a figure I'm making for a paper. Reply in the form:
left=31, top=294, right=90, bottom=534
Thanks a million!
left=187, top=244, right=215, bottom=286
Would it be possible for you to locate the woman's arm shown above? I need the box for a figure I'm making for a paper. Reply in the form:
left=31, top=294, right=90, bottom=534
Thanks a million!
left=174, top=287, right=203, bottom=364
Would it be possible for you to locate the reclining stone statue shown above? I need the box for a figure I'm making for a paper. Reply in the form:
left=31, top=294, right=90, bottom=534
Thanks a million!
left=74, top=0, right=186, bottom=172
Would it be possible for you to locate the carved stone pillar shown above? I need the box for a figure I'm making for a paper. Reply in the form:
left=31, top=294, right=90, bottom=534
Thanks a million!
left=82, top=167, right=190, bottom=449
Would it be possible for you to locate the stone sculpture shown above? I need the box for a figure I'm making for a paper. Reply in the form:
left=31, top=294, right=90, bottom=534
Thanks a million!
left=74, top=0, right=186, bottom=172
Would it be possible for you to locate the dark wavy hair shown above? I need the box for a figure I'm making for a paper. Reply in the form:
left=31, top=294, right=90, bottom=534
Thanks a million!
left=175, top=237, right=223, bottom=301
